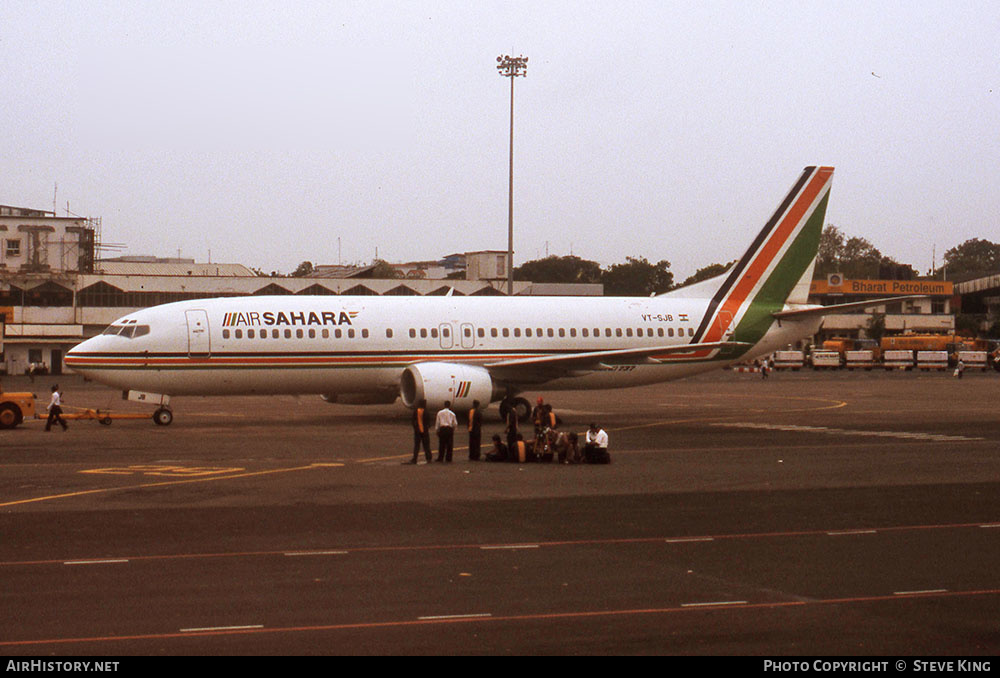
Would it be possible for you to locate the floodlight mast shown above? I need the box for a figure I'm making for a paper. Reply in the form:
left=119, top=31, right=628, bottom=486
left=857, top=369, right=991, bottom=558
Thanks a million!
left=497, top=54, right=527, bottom=295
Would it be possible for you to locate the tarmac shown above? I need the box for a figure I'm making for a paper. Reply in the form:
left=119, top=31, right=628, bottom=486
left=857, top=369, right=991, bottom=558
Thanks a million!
left=1, top=368, right=999, bottom=655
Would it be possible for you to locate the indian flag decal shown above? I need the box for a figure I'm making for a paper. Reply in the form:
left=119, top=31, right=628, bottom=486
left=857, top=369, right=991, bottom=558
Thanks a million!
left=692, top=166, right=834, bottom=355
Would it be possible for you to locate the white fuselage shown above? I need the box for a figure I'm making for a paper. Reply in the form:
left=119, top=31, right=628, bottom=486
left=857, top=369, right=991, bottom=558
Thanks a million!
left=65, top=294, right=819, bottom=401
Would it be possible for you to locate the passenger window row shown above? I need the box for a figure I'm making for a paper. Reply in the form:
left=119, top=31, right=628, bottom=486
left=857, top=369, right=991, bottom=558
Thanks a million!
left=222, top=328, right=370, bottom=340
left=221, top=325, right=696, bottom=342
left=406, top=326, right=694, bottom=339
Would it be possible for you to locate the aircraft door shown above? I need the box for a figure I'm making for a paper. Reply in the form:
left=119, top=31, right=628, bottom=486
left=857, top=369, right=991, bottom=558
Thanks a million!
left=185, top=309, right=211, bottom=357
left=438, top=323, right=454, bottom=350
left=460, top=323, right=476, bottom=349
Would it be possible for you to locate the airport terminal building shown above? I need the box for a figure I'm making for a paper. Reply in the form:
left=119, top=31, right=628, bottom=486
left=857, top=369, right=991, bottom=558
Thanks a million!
left=807, top=276, right=956, bottom=345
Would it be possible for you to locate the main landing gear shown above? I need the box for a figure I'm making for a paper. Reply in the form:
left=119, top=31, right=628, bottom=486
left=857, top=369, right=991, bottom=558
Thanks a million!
left=498, top=396, right=531, bottom=423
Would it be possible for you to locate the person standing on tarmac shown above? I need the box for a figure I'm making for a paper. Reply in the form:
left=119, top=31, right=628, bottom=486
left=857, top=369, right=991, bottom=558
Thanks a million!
left=45, top=384, right=68, bottom=432
left=410, top=399, right=432, bottom=464
left=468, top=400, right=483, bottom=461
left=503, top=397, right=519, bottom=461
left=435, top=401, right=457, bottom=463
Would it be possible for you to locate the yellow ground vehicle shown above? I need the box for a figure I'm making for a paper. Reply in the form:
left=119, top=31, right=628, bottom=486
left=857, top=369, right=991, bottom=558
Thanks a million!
left=0, top=391, right=155, bottom=428
left=0, top=391, right=37, bottom=429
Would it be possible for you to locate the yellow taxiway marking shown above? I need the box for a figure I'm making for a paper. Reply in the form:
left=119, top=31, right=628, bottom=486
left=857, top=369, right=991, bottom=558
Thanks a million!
left=80, top=464, right=245, bottom=477
left=0, top=463, right=344, bottom=508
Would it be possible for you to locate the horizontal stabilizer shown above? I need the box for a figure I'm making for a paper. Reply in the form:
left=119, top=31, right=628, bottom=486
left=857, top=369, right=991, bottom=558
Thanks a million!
left=772, top=295, right=927, bottom=320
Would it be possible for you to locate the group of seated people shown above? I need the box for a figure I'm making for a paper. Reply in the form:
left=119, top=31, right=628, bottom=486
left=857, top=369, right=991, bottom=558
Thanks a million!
left=485, top=400, right=611, bottom=465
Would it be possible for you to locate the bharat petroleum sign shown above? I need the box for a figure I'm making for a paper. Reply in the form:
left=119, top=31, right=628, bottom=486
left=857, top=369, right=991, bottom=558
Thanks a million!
left=810, top=278, right=954, bottom=296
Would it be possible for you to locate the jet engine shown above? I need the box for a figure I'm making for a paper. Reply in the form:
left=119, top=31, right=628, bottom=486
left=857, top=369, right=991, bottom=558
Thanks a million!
left=399, top=362, right=496, bottom=412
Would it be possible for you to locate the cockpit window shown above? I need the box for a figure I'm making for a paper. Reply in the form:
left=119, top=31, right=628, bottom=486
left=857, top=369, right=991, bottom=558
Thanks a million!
left=101, top=323, right=151, bottom=339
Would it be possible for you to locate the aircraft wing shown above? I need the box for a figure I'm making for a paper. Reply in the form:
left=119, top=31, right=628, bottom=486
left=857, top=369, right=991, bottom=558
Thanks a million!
left=772, top=295, right=927, bottom=320
left=483, top=341, right=750, bottom=383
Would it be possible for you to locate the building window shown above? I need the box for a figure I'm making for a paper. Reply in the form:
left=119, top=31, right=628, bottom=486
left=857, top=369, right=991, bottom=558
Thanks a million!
left=5, top=239, right=21, bottom=257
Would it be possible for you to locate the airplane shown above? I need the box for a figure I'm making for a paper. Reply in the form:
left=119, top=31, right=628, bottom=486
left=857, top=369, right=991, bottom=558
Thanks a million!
left=65, top=165, right=881, bottom=426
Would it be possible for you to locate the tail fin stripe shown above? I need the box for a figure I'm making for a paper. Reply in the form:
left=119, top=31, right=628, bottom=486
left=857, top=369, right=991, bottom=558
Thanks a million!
left=693, top=166, right=833, bottom=345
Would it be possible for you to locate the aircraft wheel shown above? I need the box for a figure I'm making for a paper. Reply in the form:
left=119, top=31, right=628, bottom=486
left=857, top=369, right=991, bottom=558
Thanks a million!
left=152, top=408, right=173, bottom=426
left=0, top=403, right=23, bottom=429
left=100, top=416, right=113, bottom=426
left=512, top=397, right=532, bottom=423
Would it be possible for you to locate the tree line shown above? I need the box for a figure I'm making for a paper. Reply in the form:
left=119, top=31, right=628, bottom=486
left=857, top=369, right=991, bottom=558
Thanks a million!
left=816, top=226, right=1000, bottom=280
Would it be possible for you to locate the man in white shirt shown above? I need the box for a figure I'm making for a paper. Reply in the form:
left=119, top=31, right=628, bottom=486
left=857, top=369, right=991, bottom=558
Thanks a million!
left=45, top=384, right=68, bottom=431
left=435, top=401, right=458, bottom=463
left=584, top=422, right=609, bottom=463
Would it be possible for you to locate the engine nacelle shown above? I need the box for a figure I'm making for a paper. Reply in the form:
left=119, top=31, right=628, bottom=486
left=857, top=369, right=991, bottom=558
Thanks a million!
left=400, top=362, right=495, bottom=412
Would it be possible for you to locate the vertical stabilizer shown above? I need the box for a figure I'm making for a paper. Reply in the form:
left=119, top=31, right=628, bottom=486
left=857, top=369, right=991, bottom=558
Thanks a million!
left=689, top=166, right=834, bottom=347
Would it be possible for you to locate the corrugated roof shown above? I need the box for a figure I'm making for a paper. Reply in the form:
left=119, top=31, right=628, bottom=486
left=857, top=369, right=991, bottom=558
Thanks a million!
left=96, top=262, right=257, bottom=277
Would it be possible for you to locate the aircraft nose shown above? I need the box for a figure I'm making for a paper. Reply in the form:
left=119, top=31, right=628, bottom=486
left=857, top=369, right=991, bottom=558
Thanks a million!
left=65, top=335, right=102, bottom=373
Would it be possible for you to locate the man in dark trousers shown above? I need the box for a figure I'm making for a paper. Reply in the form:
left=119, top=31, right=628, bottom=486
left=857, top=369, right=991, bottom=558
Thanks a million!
left=435, top=400, right=457, bottom=463
left=45, top=384, right=68, bottom=431
left=503, top=397, right=519, bottom=463
left=468, top=400, right=483, bottom=461
left=410, top=399, right=432, bottom=464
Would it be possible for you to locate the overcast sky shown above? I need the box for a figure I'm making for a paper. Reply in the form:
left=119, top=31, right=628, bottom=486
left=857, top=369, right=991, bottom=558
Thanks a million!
left=3, top=1, right=998, bottom=280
